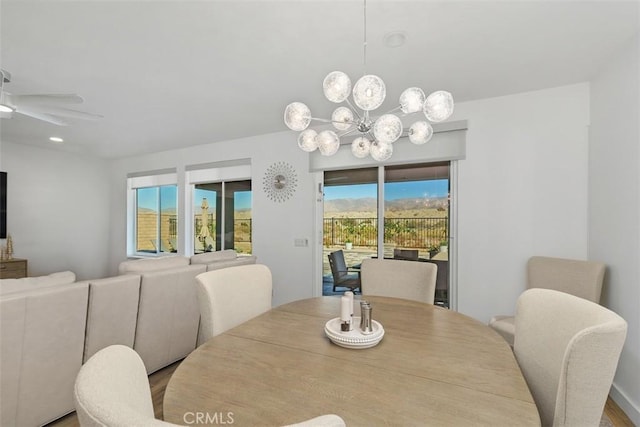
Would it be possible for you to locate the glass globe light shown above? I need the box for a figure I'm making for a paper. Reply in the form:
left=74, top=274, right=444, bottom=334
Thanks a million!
left=373, top=114, right=403, bottom=144
left=399, top=87, right=426, bottom=114
left=317, top=130, right=340, bottom=156
left=297, top=129, right=318, bottom=152
left=423, top=90, right=454, bottom=123
left=408, top=121, right=433, bottom=145
left=353, top=75, right=386, bottom=111
left=351, top=137, right=371, bottom=158
left=323, top=71, right=352, bottom=103
left=331, top=107, right=354, bottom=131
left=284, top=102, right=311, bottom=131
left=370, top=141, right=393, bottom=162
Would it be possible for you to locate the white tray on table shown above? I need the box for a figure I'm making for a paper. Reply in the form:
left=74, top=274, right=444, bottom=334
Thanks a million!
left=324, top=316, right=384, bottom=349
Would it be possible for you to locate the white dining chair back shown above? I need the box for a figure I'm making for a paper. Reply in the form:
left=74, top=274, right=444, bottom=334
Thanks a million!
left=514, top=288, right=627, bottom=427
left=74, top=345, right=178, bottom=426
left=75, top=345, right=343, bottom=427
left=195, top=263, right=272, bottom=344
left=360, top=258, right=437, bottom=304
left=526, top=256, right=605, bottom=302
left=489, top=256, right=606, bottom=346
left=284, top=414, right=346, bottom=427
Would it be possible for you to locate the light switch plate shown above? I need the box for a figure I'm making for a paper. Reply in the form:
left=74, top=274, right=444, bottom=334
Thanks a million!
left=294, top=238, right=308, bottom=247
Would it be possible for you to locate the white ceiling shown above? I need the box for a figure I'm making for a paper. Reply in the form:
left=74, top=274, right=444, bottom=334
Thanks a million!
left=1, top=0, right=638, bottom=159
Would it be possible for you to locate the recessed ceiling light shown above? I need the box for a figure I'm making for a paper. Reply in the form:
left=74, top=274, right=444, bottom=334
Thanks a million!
left=383, top=31, right=407, bottom=48
left=49, top=136, right=64, bottom=143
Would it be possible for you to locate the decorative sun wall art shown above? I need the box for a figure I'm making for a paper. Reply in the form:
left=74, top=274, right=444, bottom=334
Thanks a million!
left=263, top=161, right=298, bottom=202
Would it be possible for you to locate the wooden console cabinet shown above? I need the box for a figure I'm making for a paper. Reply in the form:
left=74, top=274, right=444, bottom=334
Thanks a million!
left=0, top=258, right=28, bottom=279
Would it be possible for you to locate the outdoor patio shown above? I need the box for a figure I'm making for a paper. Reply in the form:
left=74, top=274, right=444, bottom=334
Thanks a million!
left=323, top=245, right=449, bottom=306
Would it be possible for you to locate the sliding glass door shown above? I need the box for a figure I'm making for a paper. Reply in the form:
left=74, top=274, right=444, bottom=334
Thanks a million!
left=322, top=162, right=451, bottom=307
left=384, top=163, right=450, bottom=305
left=193, top=180, right=252, bottom=254
left=323, top=168, right=378, bottom=295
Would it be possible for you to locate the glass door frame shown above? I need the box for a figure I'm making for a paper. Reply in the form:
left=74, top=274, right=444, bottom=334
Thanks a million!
left=314, top=162, right=459, bottom=311
left=184, top=163, right=252, bottom=257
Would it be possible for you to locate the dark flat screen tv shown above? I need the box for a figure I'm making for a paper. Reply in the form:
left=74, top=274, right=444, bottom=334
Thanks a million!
left=0, top=172, right=6, bottom=239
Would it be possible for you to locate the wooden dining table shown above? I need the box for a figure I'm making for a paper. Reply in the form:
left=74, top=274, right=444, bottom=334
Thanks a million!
left=163, top=296, right=540, bottom=426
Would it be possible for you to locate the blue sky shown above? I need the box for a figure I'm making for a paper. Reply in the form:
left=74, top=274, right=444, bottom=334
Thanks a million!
left=137, top=186, right=177, bottom=211
left=194, top=189, right=252, bottom=211
left=325, top=179, right=448, bottom=201
left=138, top=186, right=252, bottom=211
left=139, top=179, right=447, bottom=211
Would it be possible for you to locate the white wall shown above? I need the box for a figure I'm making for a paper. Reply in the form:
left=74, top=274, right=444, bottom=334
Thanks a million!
left=107, top=132, right=317, bottom=307
left=0, top=141, right=111, bottom=279
left=106, top=83, right=591, bottom=317
left=453, top=83, right=590, bottom=322
left=589, top=33, right=640, bottom=424
left=1, top=82, right=592, bottom=317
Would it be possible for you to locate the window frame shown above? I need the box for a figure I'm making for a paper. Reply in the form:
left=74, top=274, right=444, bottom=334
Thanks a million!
left=185, top=164, right=252, bottom=256
left=127, top=172, right=178, bottom=257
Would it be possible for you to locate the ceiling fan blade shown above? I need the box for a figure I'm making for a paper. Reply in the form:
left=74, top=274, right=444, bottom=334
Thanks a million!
left=18, top=104, right=103, bottom=121
left=10, top=93, right=84, bottom=106
left=15, top=109, right=69, bottom=126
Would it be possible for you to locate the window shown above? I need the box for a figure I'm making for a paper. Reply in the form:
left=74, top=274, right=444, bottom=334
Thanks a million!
left=323, top=168, right=378, bottom=276
left=383, top=163, right=450, bottom=259
left=187, top=161, right=252, bottom=255
left=136, top=185, right=178, bottom=254
left=194, top=180, right=252, bottom=254
left=127, top=172, right=178, bottom=256
left=127, top=163, right=251, bottom=257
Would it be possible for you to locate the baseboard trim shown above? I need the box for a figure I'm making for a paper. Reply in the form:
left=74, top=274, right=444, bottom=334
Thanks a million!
left=611, top=382, right=640, bottom=426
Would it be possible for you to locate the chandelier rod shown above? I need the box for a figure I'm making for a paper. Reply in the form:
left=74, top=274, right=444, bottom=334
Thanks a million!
left=363, top=0, right=368, bottom=76
left=345, top=98, right=364, bottom=122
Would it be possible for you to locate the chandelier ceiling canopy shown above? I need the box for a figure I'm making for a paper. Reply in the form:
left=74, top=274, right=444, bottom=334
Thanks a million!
left=284, top=0, right=454, bottom=162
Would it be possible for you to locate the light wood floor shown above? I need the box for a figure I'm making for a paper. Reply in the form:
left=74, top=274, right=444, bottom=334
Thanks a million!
left=49, top=359, right=634, bottom=427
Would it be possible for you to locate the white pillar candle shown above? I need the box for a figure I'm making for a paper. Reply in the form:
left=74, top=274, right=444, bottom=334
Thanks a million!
left=344, top=291, right=354, bottom=317
left=340, top=296, right=351, bottom=322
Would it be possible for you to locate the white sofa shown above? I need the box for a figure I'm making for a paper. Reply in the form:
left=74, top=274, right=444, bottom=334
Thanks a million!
left=118, top=256, right=206, bottom=373
left=0, top=252, right=257, bottom=426
left=190, top=249, right=257, bottom=271
left=1, top=273, right=89, bottom=426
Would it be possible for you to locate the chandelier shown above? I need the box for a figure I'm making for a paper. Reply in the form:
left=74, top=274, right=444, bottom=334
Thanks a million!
left=283, top=1, right=454, bottom=162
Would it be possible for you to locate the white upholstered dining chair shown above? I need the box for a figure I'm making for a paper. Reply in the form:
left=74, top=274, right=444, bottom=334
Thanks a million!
left=360, top=258, right=437, bottom=304
left=489, top=256, right=606, bottom=346
left=74, top=345, right=178, bottom=427
left=75, top=345, right=346, bottom=427
left=195, top=263, right=273, bottom=344
left=514, top=288, right=626, bottom=427
left=285, top=414, right=346, bottom=427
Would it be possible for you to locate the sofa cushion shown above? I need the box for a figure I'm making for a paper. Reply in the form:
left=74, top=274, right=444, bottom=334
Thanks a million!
left=0, top=271, right=76, bottom=296
left=190, top=250, right=237, bottom=264
left=118, top=256, right=189, bottom=274
left=205, top=256, right=257, bottom=271
left=1, top=282, right=89, bottom=426
left=133, top=264, right=205, bottom=373
left=83, top=274, right=141, bottom=363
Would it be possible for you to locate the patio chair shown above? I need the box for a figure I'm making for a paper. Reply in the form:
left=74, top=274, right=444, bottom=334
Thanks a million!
left=425, top=259, right=448, bottom=304
left=393, top=248, right=419, bottom=261
left=328, top=250, right=361, bottom=293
